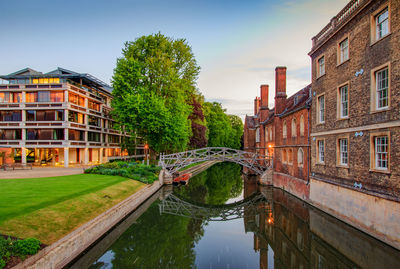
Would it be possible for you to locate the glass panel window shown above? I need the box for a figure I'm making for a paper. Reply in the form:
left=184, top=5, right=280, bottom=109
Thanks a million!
left=88, top=100, right=101, bottom=111
left=292, top=119, right=297, bottom=137
left=0, top=129, right=21, bottom=140
left=88, top=131, right=101, bottom=142
left=0, top=111, right=22, bottom=121
left=318, top=140, right=325, bottom=163
left=50, top=91, right=64, bottom=102
left=376, top=68, right=389, bottom=109
left=318, top=95, right=325, bottom=123
left=68, top=111, right=85, bottom=124
left=283, top=122, right=287, bottom=138
left=298, top=148, right=304, bottom=166
left=56, top=110, right=64, bottom=121
left=38, top=91, right=50, bottom=102
left=26, top=92, right=38, bottom=103
left=69, top=93, right=85, bottom=106
left=68, top=129, right=85, bottom=141
left=26, top=129, right=64, bottom=140
left=26, top=110, right=35, bottom=121
left=375, top=136, right=388, bottom=169
left=339, top=38, right=349, bottom=63
left=339, top=139, right=348, bottom=165
left=340, top=85, right=348, bottom=118
left=89, top=115, right=101, bottom=127
left=318, top=56, right=325, bottom=76
left=376, top=8, right=389, bottom=40
left=0, top=92, right=22, bottom=103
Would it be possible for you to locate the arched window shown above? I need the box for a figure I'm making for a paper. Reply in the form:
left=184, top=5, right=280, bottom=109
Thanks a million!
left=300, top=115, right=305, bottom=136
left=288, top=149, right=293, bottom=164
left=282, top=149, right=287, bottom=163
left=292, top=119, right=297, bottom=137
left=298, top=148, right=304, bottom=167
left=283, top=121, right=287, bottom=139
left=265, top=126, right=268, bottom=142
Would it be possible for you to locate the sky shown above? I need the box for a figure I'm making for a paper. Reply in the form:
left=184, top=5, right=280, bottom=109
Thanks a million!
left=0, top=0, right=348, bottom=120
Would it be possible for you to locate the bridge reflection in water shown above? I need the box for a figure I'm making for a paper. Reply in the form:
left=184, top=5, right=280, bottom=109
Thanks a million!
left=69, top=163, right=400, bottom=269
left=160, top=181, right=400, bottom=269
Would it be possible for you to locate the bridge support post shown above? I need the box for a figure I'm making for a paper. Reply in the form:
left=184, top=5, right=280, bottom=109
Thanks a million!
left=259, top=169, right=273, bottom=185
left=159, top=169, right=173, bottom=185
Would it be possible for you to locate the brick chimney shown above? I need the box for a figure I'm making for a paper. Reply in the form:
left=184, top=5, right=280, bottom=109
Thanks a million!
left=260, top=84, right=269, bottom=121
left=254, top=97, right=260, bottom=115
left=274, top=66, right=287, bottom=115
left=260, top=85, right=269, bottom=109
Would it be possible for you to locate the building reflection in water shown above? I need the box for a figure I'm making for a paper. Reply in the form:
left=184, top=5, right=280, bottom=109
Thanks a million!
left=242, top=177, right=400, bottom=269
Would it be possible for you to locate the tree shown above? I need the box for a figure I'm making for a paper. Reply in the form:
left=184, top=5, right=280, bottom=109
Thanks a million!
left=111, top=33, right=200, bottom=153
left=188, top=92, right=207, bottom=149
left=203, top=102, right=243, bottom=149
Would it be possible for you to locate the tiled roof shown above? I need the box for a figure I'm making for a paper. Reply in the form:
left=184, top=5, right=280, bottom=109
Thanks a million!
left=245, top=115, right=256, bottom=129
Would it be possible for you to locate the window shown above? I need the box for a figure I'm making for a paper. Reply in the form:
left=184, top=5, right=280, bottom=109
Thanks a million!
left=283, top=121, right=287, bottom=138
left=288, top=149, right=293, bottom=164
left=68, top=111, right=85, bottom=124
left=0, top=129, right=21, bottom=140
left=256, top=128, right=260, bottom=143
left=338, top=138, right=348, bottom=166
left=317, top=95, right=325, bottom=123
left=25, top=110, right=64, bottom=121
left=318, top=56, right=325, bottom=77
left=88, top=132, right=101, bottom=142
left=282, top=149, right=287, bottom=164
left=0, top=111, right=22, bottom=121
left=291, top=119, right=297, bottom=137
left=265, top=127, right=268, bottom=142
left=68, top=129, right=85, bottom=141
left=376, top=68, right=389, bottom=109
left=298, top=148, right=304, bottom=167
left=374, top=136, right=388, bottom=170
left=376, top=8, right=389, bottom=40
left=317, top=140, right=325, bottom=164
left=0, top=92, right=22, bottom=103
left=339, top=85, right=349, bottom=118
left=88, top=100, right=101, bottom=111
left=339, top=38, right=349, bottom=64
left=26, top=129, right=64, bottom=140
left=89, top=115, right=101, bottom=127
left=300, top=115, right=305, bottom=136
left=69, top=93, right=85, bottom=106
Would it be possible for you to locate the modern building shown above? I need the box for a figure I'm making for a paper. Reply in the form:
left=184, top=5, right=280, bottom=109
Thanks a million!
left=244, top=67, right=312, bottom=199
left=0, top=67, right=143, bottom=167
left=309, top=0, right=400, bottom=249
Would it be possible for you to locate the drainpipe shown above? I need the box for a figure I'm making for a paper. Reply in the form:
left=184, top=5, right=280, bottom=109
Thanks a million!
left=307, top=106, right=311, bottom=185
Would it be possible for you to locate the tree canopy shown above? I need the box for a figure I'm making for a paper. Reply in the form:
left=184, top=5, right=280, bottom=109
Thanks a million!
left=111, top=33, right=200, bottom=153
left=203, top=102, right=243, bottom=149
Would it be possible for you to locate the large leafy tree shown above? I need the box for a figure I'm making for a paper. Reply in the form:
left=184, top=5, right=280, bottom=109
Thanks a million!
left=188, top=92, right=207, bottom=149
left=203, top=102, right=243, bottom=149
left=112, top=33, right=200, bottom=153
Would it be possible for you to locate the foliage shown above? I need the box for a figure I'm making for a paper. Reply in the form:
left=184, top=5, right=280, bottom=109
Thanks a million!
left=85, top=162, right=161, bottom=184
left=188, top=94, right=208, bottom=149
left=111, top=33, right=200, bottom=153
left=0, top=237, right=41, bottom=268
left=203, top=102, right=243, bottom=149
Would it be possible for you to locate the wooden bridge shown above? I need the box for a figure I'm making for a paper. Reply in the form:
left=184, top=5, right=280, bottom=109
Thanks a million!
left=158, top=147, right=273, bottom=175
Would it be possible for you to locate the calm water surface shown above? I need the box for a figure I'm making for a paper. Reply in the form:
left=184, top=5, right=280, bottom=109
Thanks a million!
left=69, top=163, right=400, bottom=269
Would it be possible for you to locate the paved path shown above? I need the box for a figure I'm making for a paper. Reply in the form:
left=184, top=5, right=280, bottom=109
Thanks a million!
left=0, top=167, right=85, bottom=179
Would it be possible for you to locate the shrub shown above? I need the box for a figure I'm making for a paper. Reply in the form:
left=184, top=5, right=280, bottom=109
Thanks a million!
left=14, top=238, right=41, bottom=255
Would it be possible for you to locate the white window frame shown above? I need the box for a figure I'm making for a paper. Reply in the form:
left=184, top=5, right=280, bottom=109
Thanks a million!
left=340, top=85, right=349, bottom=118
left=292, top=119, right=297, bottom=138
left=376, top=8, right=389, bottom=40
left=318, top=56, right=325, bottom=77
left=375, top=136, right=388, bottom=170
left=339, top=38, right=349, bottom=63
left=318, top=95, right=325, bottom=123
left=318, top=140, right=325, bottom=164
left=376, top=67, right=389, bottom=110
left=339, top=138, right=348, bottom=165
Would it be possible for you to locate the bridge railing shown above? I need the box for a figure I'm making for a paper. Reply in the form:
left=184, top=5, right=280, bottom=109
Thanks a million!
left=159, top=147, right=273, bottom=175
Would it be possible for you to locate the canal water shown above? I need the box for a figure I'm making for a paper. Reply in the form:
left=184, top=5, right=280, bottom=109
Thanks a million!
left=68, top=163, right=400, bottom=269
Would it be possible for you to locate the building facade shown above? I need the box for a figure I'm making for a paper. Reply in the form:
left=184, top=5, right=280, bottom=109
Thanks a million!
left=309, top=0, right=400, bottom=249
left=244, top=67, right=312, bottom=199
left=0, top=67, right=143, bottom=167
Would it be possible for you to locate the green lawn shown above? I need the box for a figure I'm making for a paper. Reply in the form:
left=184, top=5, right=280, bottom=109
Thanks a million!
left=0, top=174, right=145, bottom=244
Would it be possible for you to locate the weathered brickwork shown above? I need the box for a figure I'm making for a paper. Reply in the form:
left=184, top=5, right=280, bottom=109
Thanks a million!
left=244, top=67, right=311, bottom=197
left=310, top=0, right=400, bottom=199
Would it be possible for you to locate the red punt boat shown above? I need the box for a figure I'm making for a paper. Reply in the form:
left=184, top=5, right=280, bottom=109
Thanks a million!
left=172, top=173, right=192, bottom=186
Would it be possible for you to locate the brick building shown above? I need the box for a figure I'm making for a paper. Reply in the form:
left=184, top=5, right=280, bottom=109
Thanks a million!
left=243, top=67, right=312, bottom=199
left=308, top=0, right=400, bottom=249
left=0, top=67, right=144, bottom=167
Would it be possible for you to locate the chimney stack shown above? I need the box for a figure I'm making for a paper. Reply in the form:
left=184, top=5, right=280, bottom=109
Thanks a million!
left=260, top=85, right=269, bottom=109
left=274, top=66, right=287, bottom=115
left=254, top=97, right=260, bottom=115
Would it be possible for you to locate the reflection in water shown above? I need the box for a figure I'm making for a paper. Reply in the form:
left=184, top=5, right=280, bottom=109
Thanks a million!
left=69, top=163, right=400, bottom=269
